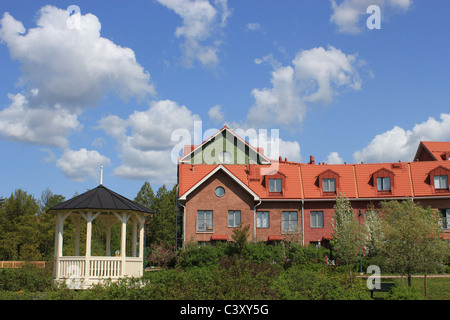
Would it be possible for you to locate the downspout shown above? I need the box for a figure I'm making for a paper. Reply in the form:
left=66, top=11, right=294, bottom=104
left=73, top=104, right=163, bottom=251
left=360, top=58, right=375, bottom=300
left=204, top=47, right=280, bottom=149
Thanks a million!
left=301, top=200, right=304, bottom=246
left=253, top=198, right=261, bottom=242
left=178, top=200, right=186, bottom=247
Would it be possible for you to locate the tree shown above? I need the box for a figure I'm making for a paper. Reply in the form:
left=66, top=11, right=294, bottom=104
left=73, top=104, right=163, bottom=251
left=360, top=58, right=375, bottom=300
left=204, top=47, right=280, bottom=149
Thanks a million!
left=330, top=193, right=361, bottom=286
left=135, top=182, right=177, bottom=246
left=0, top=189, right=40, bottom=260
left=379, top=199, right=449, bottom=289
left=37, top=188, right=66, bottom=259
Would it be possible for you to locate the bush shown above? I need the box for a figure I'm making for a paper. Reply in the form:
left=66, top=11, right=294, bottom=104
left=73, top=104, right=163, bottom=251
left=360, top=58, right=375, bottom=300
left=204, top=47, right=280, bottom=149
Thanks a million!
left=176, top=242, right=228, bottom=269
left=0, top=264, right=53, bottom=292
left=387, top=285, right=424, bottom=300
left=272, top=267, right=369, bottom=300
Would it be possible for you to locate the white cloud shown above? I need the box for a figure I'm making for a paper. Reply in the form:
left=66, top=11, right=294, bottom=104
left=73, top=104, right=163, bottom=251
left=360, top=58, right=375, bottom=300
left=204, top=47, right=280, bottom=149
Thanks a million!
left=293, top=45, right=362, bottom=105
left=0, top=5, right=155, bottom=156
left=98, top=100, right=201, bottom=183
left=56, top=148, right=111, bottom=182
left=246, top=22, right=261, bottom=31
left=330, top=0, right=413, bottom=34
left=326, top=152, right=344, bottom=164
left=353, top=113, right=450, bottom=163
left=157, top=0, right=231, bottom=68
left=208, top=104, right=225, bottom=124
left=246, top=46, right=362, bottom=127
left=0, top=7, right=155, bottom=113
left=0, top=93, right=81, bottom=148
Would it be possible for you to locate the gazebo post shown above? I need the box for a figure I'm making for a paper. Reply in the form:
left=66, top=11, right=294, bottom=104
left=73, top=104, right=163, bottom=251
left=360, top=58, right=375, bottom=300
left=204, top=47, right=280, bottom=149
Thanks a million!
left=72, top=215, right=81, bottom=256
left=105, top=217, right=114, bottom=256
left=132, top=216, right=138, bottom=257
left=54, top=211, right=71, bottom=280
left=138, top=214, right=145, bottom=259
left=82, top=211, right=100, bottom=281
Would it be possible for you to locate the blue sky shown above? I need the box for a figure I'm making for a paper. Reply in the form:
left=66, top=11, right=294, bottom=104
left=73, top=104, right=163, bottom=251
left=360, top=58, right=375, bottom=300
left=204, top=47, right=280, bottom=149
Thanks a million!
left=0, top=0, right=449, bottom=201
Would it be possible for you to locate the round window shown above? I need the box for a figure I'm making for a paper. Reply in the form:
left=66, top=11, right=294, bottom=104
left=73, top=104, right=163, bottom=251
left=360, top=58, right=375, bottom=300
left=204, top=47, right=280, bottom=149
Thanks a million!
left=215, top=186, right=225, bottom=197
left=218, top=151, right=232, bottom=164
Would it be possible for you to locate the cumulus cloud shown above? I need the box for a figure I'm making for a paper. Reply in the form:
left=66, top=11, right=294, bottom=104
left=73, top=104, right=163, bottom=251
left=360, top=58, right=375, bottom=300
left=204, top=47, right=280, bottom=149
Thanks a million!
left=56, top=148, right=111, bottom=182
left=353, top=113, right=450, bottom=163
left=208, top=104, right=225, bottom=124
left=157, top=0, right=231, bottom=68
left=246, top=46, right=362, bottom=127
left=0, top=93, right=81, bottom=148
left=330, top=0, right=413, bottom=34
left=0, top=7, right=155, bottom=112
left=326, top=152, right=344, bottom=164
left=0, top=6, right=157, bottom=181
left=98, top=100, right=201, bottom=184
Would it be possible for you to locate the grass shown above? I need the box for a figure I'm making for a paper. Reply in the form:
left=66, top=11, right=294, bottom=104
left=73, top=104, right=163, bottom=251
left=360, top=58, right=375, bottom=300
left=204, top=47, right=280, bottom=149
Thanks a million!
left=369, top=277, right=450, bottom=300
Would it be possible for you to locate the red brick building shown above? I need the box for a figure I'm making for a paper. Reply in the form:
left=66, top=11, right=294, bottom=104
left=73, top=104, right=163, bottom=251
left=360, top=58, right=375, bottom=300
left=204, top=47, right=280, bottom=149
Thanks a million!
left=177, top=127, right=450, bottom=246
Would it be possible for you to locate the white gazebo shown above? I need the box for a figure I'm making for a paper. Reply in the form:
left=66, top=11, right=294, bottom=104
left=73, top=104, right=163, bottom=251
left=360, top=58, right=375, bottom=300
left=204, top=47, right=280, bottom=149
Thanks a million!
left=48, top=184, right=154, bottom=289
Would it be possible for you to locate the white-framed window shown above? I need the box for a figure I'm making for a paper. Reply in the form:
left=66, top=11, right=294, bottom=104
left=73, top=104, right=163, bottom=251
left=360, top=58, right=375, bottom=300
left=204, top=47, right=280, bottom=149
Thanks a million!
left=228, top=210, right=241, bottom=227
left=323, top=178, right=336, bottom=192
left=310, top=211, right=324, bottom=228
left=282, top=211, right=298, bottom=232
left=434, top=175, right=448, bottom=189
left=197, top=210, right=213, bottom=232
left=377, top=177, right=391, bottom=191
left=257, top=211, right=269, bottom=228
left=269, top=179, right=282, bottom=192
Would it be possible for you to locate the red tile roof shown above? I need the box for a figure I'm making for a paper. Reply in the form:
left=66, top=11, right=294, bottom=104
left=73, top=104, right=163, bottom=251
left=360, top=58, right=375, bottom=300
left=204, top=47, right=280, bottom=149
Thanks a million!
left=178, top=130, right=450, bottom=201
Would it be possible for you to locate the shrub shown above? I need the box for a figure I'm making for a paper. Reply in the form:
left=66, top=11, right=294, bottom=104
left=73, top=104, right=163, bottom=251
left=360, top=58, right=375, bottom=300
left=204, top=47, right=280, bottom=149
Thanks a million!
left=0, top=264, right=53, bottom=292
left=387, top=285, right=424, bottom=300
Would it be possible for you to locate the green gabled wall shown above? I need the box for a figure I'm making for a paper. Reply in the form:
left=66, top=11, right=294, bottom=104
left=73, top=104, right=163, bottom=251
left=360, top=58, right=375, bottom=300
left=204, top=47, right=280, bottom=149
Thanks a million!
left=188, top=130, right=264, bottom=165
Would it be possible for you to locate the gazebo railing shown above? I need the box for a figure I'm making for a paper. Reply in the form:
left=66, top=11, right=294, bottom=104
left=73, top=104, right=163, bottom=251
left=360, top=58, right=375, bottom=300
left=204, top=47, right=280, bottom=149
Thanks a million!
left=56, top=256, right=143, bottom=280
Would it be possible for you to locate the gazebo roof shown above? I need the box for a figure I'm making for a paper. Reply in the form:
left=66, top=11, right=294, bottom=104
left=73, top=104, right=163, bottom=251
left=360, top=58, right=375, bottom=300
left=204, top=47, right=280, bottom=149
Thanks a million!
left=48, top=184, right=154, bottom=214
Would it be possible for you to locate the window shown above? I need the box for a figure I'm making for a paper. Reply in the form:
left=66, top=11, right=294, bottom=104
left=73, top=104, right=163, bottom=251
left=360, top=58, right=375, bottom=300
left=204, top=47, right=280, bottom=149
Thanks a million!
left=257, top=211, right=269, bottom=228
left=282, top=211, right=298, bottom=232
left=269, top=179, right=282, bottom=192
left=434, top=175, right=448, bottom=189
left=228, top=210, right=241, bottom=227
left=215, top=186, right=225, bottom=197
left=377, top=177, right=391, bottom=191
left=323, top=178, right=336, bottom=192
left=197, top=211, right=213, bottom=232
left=310, top=211, right=324, bottom=228
left=440, top=209, right=450, bottom=229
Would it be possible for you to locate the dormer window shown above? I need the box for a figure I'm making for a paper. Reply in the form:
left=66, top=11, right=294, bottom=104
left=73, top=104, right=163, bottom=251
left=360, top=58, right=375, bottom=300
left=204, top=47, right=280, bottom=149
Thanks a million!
left=269, top=179, right=282, bottom=192
left=323, top=178, right=336, bottom=192
left=429, top=166, right=450, bottom=193
left=377, top=177, right=391, bottom=191
left=264, top=172, right=286, bottom=195
left=318, top=170, right=340, bottom=195
left=372, top=168, right=394, bottom=194
left=434, top=175, right=448, bottom=190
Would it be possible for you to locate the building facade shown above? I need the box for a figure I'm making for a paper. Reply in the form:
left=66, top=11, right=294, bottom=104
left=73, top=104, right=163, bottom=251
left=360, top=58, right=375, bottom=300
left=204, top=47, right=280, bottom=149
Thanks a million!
left=177, top=127, right=450, bottom=246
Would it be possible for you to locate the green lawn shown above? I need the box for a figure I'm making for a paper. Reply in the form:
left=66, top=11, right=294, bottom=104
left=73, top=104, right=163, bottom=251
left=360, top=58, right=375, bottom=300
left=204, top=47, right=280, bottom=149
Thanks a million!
left=370, top=277, right=450, bottom=300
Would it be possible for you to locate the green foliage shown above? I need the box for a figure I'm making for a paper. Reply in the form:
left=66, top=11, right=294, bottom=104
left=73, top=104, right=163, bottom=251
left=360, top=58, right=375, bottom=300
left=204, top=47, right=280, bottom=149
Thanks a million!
left=0, top=264, right=53, bottom=292
left=147, top=242, right=177, bottom=269
left=272, top=267, right=369, bottom=300
left=387, top=284, right=424, bottom=300
left=135, top=182, right=177, bottom=246
left=379, top=199, right=449, bottom=286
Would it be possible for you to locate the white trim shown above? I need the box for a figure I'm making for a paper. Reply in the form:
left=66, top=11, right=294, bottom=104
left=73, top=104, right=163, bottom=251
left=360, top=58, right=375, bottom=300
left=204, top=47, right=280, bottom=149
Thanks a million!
left=178, top=165, right=260, bottom=201
left=179, top=126, right=271, bottom=164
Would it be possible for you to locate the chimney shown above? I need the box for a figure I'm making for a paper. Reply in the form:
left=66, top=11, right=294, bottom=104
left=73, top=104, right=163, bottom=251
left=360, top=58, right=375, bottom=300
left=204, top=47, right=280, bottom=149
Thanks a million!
left=309, top=156, right=315, bottom=165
